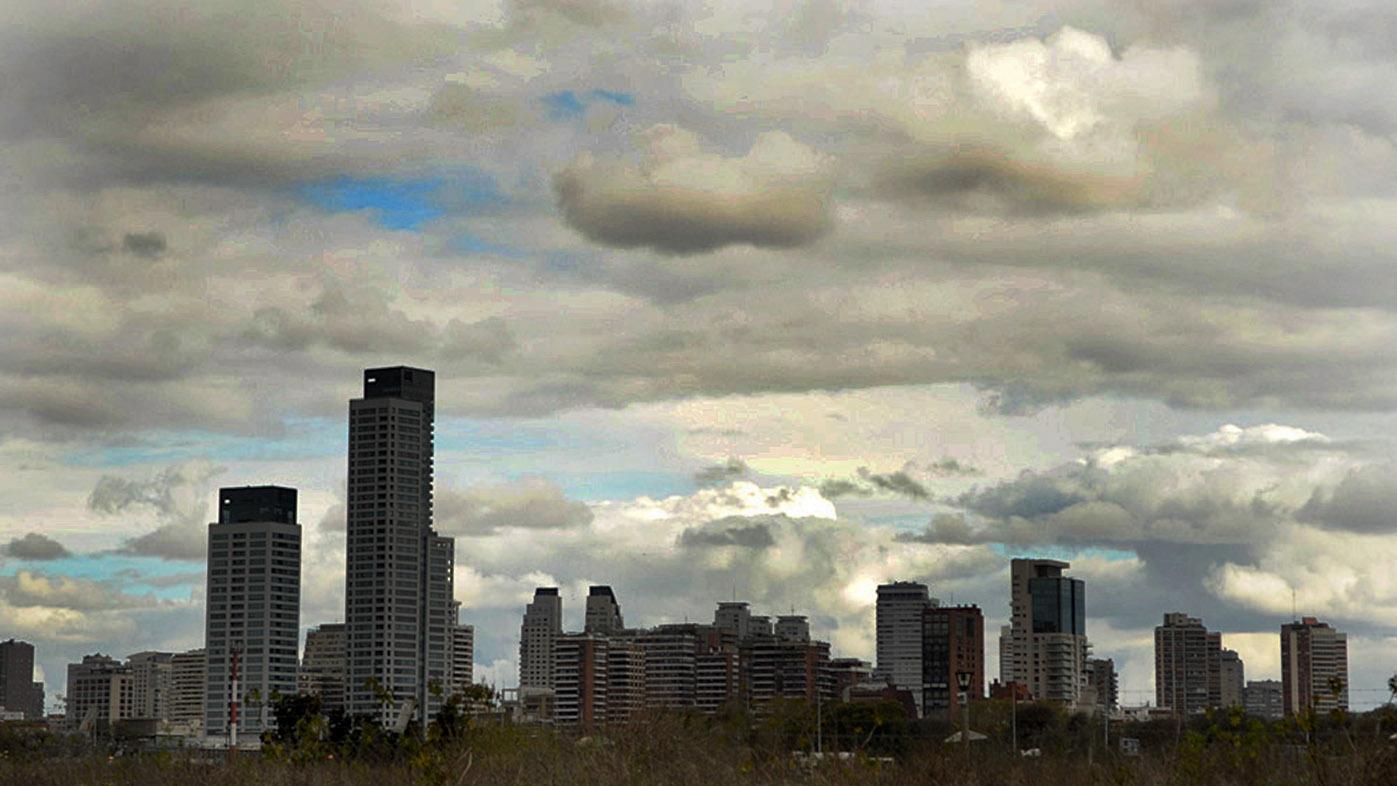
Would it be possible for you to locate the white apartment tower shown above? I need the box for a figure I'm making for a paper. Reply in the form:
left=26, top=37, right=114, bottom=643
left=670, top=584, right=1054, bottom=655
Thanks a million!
left=298, top=623, right=347, bottom=713
left=204, top=486, right=301, bottom=739
left=519, top=587, right=563, bottom=693
left=344, top=367, right=455, bottom=726
left=1000, top=559, right=1089, bottom=705
left=126, top=651, right=173, bottom=721
left=875, top=581, right=934, bottom=716
left=168, top=648, right=206, bottom=733
left=451, top=621, right=474, bottom=699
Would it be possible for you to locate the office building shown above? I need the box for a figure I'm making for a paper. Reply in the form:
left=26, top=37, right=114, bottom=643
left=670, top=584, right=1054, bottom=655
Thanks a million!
left=66, top=655, right=133, bottom=730
left=126, top=651, right=173, bottom=720
left=344, top=367, right=455, bottom=726
left=0, top=640, right=45, bottom=719
left=1154, top=613, right=1223, bottom=716
left=1219, top=648, right=1245, bottom=708
left=554, top=634, right=608, bottom=727
left=451, top=621, right=474, bottom=699
left=520, top=587, right=563, bottom=693
left=1087, top=658, right=1118, bottom=712
left=876, top=581, right=935, bottom=716
left=169, top=648, right=206, bottom=733
left=298, top=623, right=346, bottom=713
left=205, top=485, right=302, bottom=738
left=1244, top=679, right=1284, bottom=720
left=1281, top=617, right=1349, bottom=715
left=921, top=605, right=984, bottom=720
left=584, top=586, right=625, bottom=636
left=1001, top=559, right=1089, bottom=705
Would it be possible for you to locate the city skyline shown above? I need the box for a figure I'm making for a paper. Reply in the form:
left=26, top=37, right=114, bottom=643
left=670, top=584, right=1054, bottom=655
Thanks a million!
left=3, top=0, right=1397, bottom=719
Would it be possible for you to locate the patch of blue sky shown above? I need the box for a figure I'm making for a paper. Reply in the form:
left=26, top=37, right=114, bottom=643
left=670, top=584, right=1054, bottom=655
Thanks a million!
left=299, top=169, right=505, bottom=231
left=989, top=543, right=1138, bottom=563
left=452, top=234, right=526, bottom=258
left=0, top=554, right=202, bottom=599
left=60, top=418, right=344, bottom=469
left=542, top=89, right=635, bottom=119
left=437, top=418, right=565, bottom=457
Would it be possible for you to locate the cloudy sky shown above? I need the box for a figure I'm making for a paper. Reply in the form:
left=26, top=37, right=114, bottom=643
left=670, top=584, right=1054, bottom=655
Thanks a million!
left=2, top=0, right=1397, bottom=713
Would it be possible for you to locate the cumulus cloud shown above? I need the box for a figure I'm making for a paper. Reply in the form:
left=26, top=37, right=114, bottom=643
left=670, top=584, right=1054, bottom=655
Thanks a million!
left=554, top=126, right=833, bottom=254
left=1297, top=464, right=1397, bottom=533
left=2, top=533, right=71, bottom=560
left=120, top=231, right=167, bottom=258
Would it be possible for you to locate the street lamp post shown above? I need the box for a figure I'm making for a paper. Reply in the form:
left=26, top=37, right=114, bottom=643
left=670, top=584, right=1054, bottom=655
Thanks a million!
left=956, top=671, right=972, bottom=766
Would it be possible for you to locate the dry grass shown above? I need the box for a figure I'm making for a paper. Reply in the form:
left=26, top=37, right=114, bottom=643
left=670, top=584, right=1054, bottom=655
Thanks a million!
left=4, top=714, right=1395, bottom=786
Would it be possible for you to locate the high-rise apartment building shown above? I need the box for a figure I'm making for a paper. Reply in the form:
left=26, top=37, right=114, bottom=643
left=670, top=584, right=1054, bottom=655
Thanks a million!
left=606, top=638, right=647, bottom=722
left=921, top=605, right=984, bottom=720
left=298, top=623, right=347, bottom=713
left=775, top=615, right=810, bottom=643
left=584, top=586, right=625, bottom=635
left=344, top=367, right=455, bottom=726
left=169, top=648, right=206, bottom=733
left=554, top=634, right=608, bottom=726
left=714, top=602, right=751, bottom=641
left=1281, top=617, right=1348, bottom=715
left=828, top=658, right=875, bottom=700
left=744, top=636, right=832, bottom=707
left=1087, top=658, right=1118, bottom=712
left=1243, top=679, right=1284, bottom=720
left=205, top=486, right=301, bottom=738
left=876, top=581, right=934, bottom=716
left=1154, top=613, right=1221, bottom=716
left=1000, top=559, right=1089, bottom=705
left=520, top=587, right=563, bottom=693
left=1219, top=648, right=1245, bottom=708
left=638, top=624, right=705, bottom=708
left=0, top=640, right=44, bottom=719
left=450, top=621, right=474, bottom=699
left=126, top=651, right=173, bottom=720
left=66, top=654, right=133, bottom=730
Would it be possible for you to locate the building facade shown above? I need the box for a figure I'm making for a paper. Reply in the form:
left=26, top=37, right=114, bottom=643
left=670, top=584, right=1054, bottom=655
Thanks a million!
left=298, top=623, right=346, bottom=713
left=1087, top=658, right=1119, bottom=712
left=1218, top=648, right=1245, bottom=709
left=520, top=587, right=563, bottom=694
left=205, top=486, right=301, bottom=738
left=554, top=634, right=608, bottom=727
left=875, top=581, right=934, bottom=716
left=1281, top=617, right=1349, bottom=715
left=169, top=648, right=206, bottom=733
left=344, top=367, right=455, bottom=726
left=0, top=640, right=44, bottom=719
left=584, top=586, right=625, bottom=636
left=126, top=651, right=173, bottom=720
left=1243, top=679, right=1284, bottom=720
left=1154, top=613, right=1221, bottom=716
left=66, top=655, right=133, bottom=731
left=606, top=638, right=647, bottom=723
left=450, top=621, right=474, bottom=699
left=921, top=605, right=984, bottom=720
left=1001, top=559, right=1089, bottom=705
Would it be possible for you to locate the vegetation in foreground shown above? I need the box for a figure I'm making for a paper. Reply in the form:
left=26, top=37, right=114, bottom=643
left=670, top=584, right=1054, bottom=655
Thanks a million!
left=1, top=694, right=1395, bottom=785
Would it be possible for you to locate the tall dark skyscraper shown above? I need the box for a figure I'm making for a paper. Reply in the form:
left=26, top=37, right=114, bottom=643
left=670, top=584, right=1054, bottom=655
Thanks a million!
left=345, top=367, right=455, bottom=725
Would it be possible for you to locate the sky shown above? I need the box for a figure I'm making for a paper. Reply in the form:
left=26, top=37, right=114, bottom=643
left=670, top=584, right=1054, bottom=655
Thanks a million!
left=1, top=0, right=1396, bottom=713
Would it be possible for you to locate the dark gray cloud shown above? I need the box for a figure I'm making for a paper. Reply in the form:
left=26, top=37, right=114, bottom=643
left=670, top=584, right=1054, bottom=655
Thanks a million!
left=677, top=518, right=776, bottom=549
left=1297, top=464, right=1397, bottom=533
left=120, top=231, right=167, bottom=258
left=88, top=461, right=223, bottom=560
left=2, top=533, right=71, bottom=561
left=694, top=457, right=748, bottom=487
left=435, top=478, right=593, bottom=536
left=857, top=467, right=931, bottom=501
